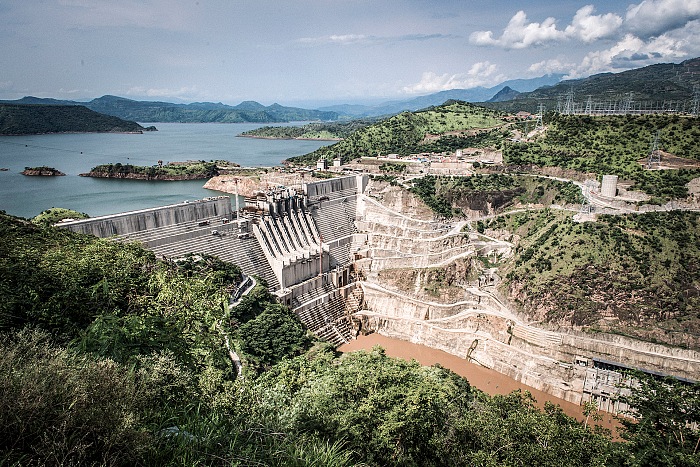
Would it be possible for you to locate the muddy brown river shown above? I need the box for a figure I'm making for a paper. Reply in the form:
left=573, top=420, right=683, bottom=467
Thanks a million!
left=339, top=333, right=620, bottom=434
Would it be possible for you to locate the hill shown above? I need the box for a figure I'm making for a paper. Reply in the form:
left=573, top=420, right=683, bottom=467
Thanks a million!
left=0, top=104, right=148, bottom=135
left=2, top=95, right=339, bottom=123
left=239, top=118, right=379, bottom=140
left=487, top=209, right=700, bottom=347
left=504, top=113, right=700, bottom=201
left=486, top=57, right=700, bottom=113
left=287, top=100, right=507, bottom=164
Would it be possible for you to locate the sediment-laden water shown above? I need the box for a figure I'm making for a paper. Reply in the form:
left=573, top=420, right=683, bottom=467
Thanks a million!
left=339, top=333, right=620, bottom=432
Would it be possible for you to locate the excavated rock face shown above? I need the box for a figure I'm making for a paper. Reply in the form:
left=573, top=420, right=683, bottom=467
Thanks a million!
left=365, top=180, right=434, bottom=220
left=376, top=258, right=475, bottom=303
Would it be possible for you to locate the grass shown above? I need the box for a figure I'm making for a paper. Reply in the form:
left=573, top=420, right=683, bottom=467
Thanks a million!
left=488, top=209, right=700, bottom=347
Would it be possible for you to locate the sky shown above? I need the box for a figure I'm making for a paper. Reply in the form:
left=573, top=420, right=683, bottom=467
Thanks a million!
left=1, top=0, right=699, bottom=107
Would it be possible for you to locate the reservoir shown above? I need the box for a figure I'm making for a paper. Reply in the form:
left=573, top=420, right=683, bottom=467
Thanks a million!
left=0, top=123, right=331, bottom=219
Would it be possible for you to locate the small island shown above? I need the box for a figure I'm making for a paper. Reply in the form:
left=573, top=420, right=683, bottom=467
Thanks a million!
left=21, top=166, right=66, bottom=176
left=79, top=160, right=239, bottom=181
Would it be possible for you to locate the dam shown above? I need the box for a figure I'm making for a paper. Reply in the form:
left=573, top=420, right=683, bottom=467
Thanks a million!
left=58, top=174, right=700, bottom=412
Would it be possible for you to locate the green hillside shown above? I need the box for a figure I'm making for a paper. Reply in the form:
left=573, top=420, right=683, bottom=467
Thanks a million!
left=0, top=104, right=148, bottom=135
left=483, top=209, right=700, bottom=347
left=286, top=100, right=506, bottom=164
left=505, top=113, right=700, bottom=201
left=485, top=57, right=700, bottom=113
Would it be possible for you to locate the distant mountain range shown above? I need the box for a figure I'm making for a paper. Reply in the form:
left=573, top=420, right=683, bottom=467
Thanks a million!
left=0, top=95, right=339, bottom=124
left=318, top=74, right=564, bottom=117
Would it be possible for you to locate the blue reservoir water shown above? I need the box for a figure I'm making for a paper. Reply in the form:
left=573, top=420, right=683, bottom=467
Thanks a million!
left=0, top=123, right=331, bottom=218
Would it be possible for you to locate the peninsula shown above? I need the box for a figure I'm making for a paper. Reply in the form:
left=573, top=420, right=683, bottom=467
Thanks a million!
left=0, top=103, right=152, bottom=135
left=80, top=160, right=239, bottom=181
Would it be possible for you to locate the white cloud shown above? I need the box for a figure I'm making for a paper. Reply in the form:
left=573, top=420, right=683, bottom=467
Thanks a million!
left=296, top=33, right=453, bottom=46
left=470, top=5, right=623, bottom=49
left=469, top=11, right=565, bottom=49
left=528, top=59, right=575, bottom=75
left=298, top=34, right=369, bottom=45
left=626, top=0, right=700, bottom=38
left=565, top=5, right=622, bottom=42
left=401, top=62, right=505, bottom=94
left=568, top=28, right=694, bottom=78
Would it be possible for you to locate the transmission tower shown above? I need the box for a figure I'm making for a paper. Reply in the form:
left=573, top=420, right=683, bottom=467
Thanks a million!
left=535, top=104, right=545, bottom=130
left=563, top=88, right=575, bottom=115
left=621, top=92, right=634, bottom=114
left=585, top=96, right=593, bottom=115
left=692, top=85, right=700, bottom=117
left=647, top=131, right=661, bottom=169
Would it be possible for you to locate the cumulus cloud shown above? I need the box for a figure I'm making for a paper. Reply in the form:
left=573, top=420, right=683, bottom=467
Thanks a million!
left=625, top=0, right=700, bottom=38
left=469, top=11, right=564, bottom=49
left=401, top=62, right=505, bottom=94
left=568, top=28, right=694, bottom=77
left=565, top=5, right=623, bottom=42
left=470, top=5, right=623, bottom=49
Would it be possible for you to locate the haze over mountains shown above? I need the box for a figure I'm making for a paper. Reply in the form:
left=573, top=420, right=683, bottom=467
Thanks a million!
left=3, top=57, right=700, bottom=124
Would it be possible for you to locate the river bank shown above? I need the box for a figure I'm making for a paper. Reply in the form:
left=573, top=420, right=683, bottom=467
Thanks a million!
left=339, top=333, right=621, bottom=434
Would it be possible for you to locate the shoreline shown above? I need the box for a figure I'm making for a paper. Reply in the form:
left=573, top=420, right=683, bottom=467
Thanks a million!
left=237, top=134, right=341, bottom=141
left=0, top=130, right=147, bottom=136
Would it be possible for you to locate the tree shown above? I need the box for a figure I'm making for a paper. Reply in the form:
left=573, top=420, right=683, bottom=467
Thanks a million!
left=615, top=372, right=700, bottom=467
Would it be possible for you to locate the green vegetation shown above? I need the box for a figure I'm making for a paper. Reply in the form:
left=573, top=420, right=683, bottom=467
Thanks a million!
left=287, top=101, right=506, bottom=165
left=410, top=174, right=584, bottom=218
left=20, top=166, right=66, bottom=176
left=379, top=161, right=409, bottom=173
left=487, top=210, right=700, bottom=344
left=32, top=207, right=89, bottom=226
left=83, top=160, right=222, bottom=179
left=504, top=114, right=700, bottom=201
left=241, top=119, right=377, bottom=139
left=1, top=211, right=698, bottom=465
left=0, top=104, right=146, bottom=135
left=617, top=372, right=700, bottom=466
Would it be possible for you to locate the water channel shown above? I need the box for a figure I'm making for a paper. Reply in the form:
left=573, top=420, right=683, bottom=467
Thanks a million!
left=339, top=333, right=620, bottom=432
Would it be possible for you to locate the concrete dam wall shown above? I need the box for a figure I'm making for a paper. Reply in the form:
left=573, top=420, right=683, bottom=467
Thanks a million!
left=58, top=197, right=231, bottom=237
